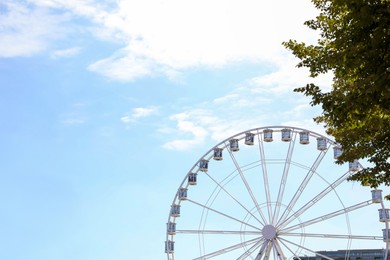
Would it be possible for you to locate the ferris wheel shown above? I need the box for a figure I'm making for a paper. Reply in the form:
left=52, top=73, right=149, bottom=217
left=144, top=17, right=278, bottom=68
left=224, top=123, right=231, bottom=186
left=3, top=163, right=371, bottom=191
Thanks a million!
left=165, top=126, right=389, bottom=260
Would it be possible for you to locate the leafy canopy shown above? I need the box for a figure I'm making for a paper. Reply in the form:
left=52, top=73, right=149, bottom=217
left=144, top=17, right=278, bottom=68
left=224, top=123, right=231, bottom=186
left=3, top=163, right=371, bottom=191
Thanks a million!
left=283, top=0, right=390, bottom=199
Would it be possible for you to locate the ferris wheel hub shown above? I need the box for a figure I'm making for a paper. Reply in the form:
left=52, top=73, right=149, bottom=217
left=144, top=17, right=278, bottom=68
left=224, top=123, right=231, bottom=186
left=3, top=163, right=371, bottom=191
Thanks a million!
left=262, top=225, right=277, bottom=240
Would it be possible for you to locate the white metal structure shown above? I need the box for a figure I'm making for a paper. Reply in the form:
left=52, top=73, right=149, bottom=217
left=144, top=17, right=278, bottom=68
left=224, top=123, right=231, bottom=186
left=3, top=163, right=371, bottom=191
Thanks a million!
left=165, top=126, right=389, bottom=259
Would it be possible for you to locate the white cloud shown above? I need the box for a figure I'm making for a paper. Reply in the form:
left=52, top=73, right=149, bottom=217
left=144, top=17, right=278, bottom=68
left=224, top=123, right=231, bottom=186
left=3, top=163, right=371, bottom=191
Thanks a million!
left=2, top=0, right=322, bottom=81
left=59, top=102, right=88, bottom=126
left=88, top=50, right=156, bottom=81
left=6, top=0, right=318, bottom=80
left=61, top=118, right=85, bottom=125
left=162, top=112, right=209, bottom=150
left=88, top=0, right=320, bottom=80
left=121, top=106, right=159, bottom=124
left=160, top=62, right=332, bottom=151
left=161, top=100, right=325, bottom=151
left=0, top=0, right=117, bottom=58
left=50, top=47, right=81, bottom=59
left=132, top=107, right=158, bottom=118
left=250, top=57, right=334, bottom=94
left=161, top=107, right=262, bottom=150
left=0, top=1, right=68, bottom=57
left=29, top=0, right=110, bottom=21
left=120, top=116, right=131, bottom=124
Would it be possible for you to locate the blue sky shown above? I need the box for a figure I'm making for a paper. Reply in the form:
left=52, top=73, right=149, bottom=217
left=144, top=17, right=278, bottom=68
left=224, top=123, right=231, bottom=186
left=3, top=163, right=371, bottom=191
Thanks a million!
left=1, top=1, right=388, bottom=260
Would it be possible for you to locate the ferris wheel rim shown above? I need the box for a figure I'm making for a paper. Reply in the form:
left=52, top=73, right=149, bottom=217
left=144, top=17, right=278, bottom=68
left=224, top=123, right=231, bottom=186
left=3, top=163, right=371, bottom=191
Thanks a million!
left=165, top=125, right=388, bottom=260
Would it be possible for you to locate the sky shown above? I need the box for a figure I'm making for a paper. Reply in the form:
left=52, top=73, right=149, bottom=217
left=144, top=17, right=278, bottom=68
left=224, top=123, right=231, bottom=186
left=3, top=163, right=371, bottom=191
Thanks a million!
left=0, top=1, right=388, bottom=260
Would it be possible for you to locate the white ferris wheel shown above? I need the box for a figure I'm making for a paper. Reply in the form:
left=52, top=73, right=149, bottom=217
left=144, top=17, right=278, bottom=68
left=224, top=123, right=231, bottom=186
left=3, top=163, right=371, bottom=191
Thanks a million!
left=165, top=126, right=390, bottom=260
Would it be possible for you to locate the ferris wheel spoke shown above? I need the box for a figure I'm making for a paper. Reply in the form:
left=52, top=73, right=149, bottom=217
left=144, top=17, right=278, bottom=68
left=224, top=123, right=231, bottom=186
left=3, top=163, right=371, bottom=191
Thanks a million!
left=254, top=240, right=272, bottom=260
left=276, top=150, right=327, bottom=227
left=278, top=238, right=302, bottom=260
left=279, top=199, right=373, bottom=233
left=273, top=238, right=287, bottom=260
left=239, top=160, right=263, bottom=173
left=236, top=238, right=265, bottom=260
left=263, top=240, right=273, bottom=260
left=227, top=148, right=268, bottom=224
left=187, top=198, right=262, bottom=231
left=273, top=132, right=297, bottom=225
left=204, top=172, right=264, bottom=225
left=281, top=232, right=384, bottom=240
left=256, top=133, right=273, bottom=223
left=176, top=230, right=262, bottom=235
left=271, top=244, right=277, bottom=259
left=278, top=169, right=353, bottom=230
left=278, top=237, right=335, bottom=260
left=192, top=236, right=261, bottom=260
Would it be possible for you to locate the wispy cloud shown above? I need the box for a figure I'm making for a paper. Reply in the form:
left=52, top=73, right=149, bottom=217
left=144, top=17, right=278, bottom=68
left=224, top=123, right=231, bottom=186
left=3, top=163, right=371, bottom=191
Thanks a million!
left=0, top=1, right=68, bottom=57
left=121, top=106, right=159, bottom=124
left=249, top=58, right=334, bottom=94
left=88, top=51, right=156, bottom=81
left=0, top=0, right=116, bottom=58
left=86, top=0, right=320, bottom=80
left=162, top=112, right=209, bottom=151
left=4, top=0, right=320, bottom=80
left=61, top=118, right=86, bottom=125
left=59, top=102, right=88, bottom=126
left=160, top=64, right=330, bottom=150
left=50, top=47, right=81, bottom=59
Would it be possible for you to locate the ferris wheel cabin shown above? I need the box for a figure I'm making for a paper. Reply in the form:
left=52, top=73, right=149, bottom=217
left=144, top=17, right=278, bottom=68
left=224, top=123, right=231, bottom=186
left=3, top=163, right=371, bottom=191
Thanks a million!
left=245, top=132, right=255, bottom=145
left=229, top=139, right=239, bottom=151
left=165, top=240, right=174, bottom=254
left=379, top=208, right=390, bottom=222
left=349, top=160, right=360, bottom=171
left=317, top=137, right=327, bottom=151
left=199, top=159, right=209, bottom=172
left=383, top=229, right=390, bottom=242
left=170, top=204, right=180, bottom=217
left=167, top=222, right=176, bottom=235
left=188, top=173, right=197, bottom=185
left=281, top=128, right=292, bottom=142
left=213, top=148, right=223, bottom=160
left=263, top=129, right=273, bottom=142
left=178, top=188, right=188, bottom=200
left=299, top=131, right=310, bottom=144
left=333, top=145, right=343, bottom=159
left=372, top=190, right=383, bottom=203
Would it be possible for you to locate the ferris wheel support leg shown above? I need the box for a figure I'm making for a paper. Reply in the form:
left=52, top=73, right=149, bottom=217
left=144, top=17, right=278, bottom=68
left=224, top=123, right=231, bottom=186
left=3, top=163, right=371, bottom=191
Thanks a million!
left=236, top=238, right=264, bottom=260
left=255, top=240, right=271, bottom=260
left=264, top=241, right=273, bottom=260
left=272, top=239, right=286, bottom=260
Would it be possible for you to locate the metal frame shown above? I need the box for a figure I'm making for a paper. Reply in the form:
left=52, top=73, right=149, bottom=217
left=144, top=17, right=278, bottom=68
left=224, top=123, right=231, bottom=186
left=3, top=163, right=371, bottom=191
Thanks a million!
left=165, top=126, right=389, bottom=259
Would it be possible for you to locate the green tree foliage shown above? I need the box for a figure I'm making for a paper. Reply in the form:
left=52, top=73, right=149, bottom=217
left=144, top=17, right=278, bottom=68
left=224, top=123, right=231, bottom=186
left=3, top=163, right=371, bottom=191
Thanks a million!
left=283, top=0, right=390, bottom=199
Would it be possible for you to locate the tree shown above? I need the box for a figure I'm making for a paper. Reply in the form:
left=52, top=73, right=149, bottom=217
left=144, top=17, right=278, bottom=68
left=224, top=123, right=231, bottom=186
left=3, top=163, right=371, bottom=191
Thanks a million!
left=283, top=0, right=390, bottom=199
